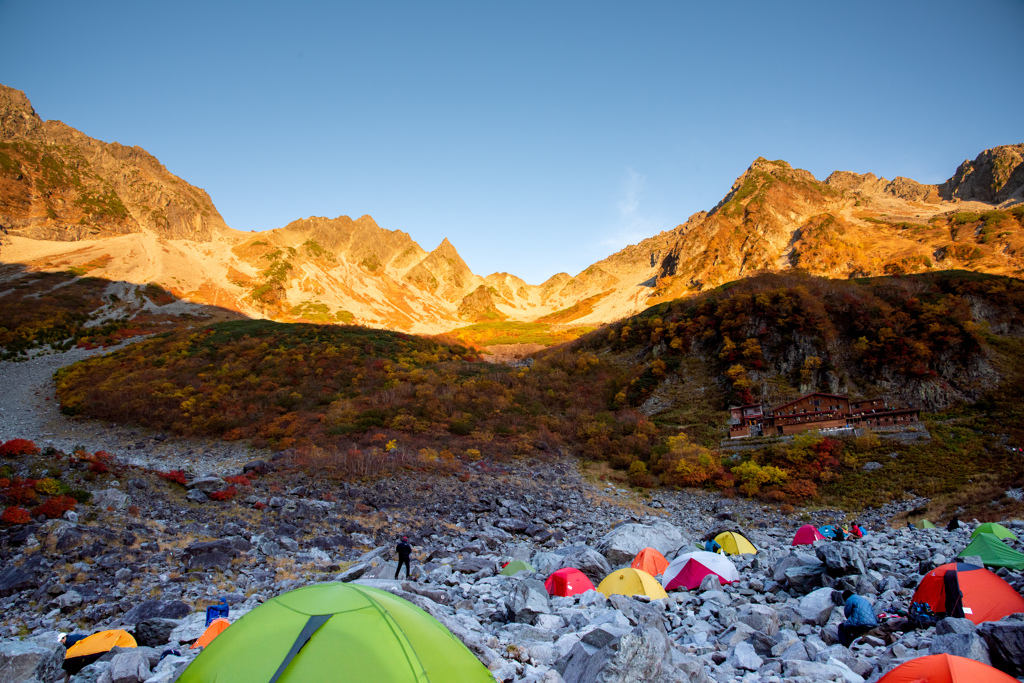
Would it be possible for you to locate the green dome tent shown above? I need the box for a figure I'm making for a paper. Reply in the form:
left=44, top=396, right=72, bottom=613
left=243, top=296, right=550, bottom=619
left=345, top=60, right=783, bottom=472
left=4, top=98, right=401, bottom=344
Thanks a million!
left=971, top=522, right=1018, bottom=541
left=957, top=533, right=1024, bottom=571
left=916, top=520, right=937, bottom=529
left=499, top=560, right=535, bottom=576
left=177, top=583, right=493, bottom=683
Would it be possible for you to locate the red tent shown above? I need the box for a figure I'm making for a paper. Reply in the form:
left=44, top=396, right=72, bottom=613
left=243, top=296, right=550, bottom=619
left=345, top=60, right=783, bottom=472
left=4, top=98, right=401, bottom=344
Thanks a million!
left=877, top=653, right=1017, bottom=682
left=911, top=562, right=1024, bottom=624
left=792, top=524, right=826, bottom=546
left=631, top=548, right=669, bottom=577
left=544, top=568, right=595, bottom=597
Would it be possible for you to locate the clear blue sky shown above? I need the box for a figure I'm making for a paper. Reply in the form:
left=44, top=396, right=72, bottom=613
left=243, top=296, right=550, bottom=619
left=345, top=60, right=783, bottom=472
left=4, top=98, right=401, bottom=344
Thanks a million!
left=2, top=1, right=1022, bottom=284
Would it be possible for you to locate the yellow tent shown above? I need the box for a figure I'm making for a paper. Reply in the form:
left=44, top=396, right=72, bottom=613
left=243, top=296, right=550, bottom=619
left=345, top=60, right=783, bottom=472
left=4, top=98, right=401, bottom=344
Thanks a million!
left=65, top=630, right=137, bottom=659
left=714, top=531, right=757, bottom=556
left=597, top=568, right=668, bottom=600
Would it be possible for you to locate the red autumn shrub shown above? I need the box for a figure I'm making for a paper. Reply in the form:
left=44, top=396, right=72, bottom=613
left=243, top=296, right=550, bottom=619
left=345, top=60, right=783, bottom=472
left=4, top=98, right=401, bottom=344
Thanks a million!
left=209, top=486, right=237, bottom=502
left=253, top=501, right=267, bottom=510
left=159, top=470, right=188, bottom=486
left=1, top=506, right=32, bottom=524
left=0, top=478, right=10, bottom=489
left=0, top=439, right=40, bottom=457
left=224, top=475, right=251, bottom=487
left=2, top=484, right=37, bottom=505
left=32, top=495, right=76, bottom=519
left=89, top=460, right=109, bottom=474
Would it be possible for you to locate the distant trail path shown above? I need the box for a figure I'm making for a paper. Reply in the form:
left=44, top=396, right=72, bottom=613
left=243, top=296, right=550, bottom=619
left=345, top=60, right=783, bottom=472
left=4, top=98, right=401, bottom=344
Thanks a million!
left=0, top=345, right=268, bottom=475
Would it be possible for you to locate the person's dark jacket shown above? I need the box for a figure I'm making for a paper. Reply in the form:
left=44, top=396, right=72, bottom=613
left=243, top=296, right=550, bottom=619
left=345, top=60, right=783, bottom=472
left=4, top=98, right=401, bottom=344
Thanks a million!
left=397, top=541, right=412, bottom=559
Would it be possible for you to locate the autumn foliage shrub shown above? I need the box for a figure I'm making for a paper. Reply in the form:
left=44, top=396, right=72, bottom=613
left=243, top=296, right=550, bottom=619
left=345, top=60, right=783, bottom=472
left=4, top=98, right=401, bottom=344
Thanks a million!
left=1, top=506, right=32, bottom=524
left=34, top=478, right=60, bottom=495
left=224, top=475, right=251, bottom=487
left=32, top=495, right=76, bottom=519
left=159, top=470, right=188, bottom=486
left=2, top=481, right=38, bottom=505
left=0, top=439, right=40, bottom=457
left=209, top=486, right=237, bottom=501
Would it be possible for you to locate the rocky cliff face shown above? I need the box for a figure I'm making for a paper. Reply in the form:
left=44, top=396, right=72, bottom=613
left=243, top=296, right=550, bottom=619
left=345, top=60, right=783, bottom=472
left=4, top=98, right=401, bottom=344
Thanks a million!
left=0, top=84, right=228, bottom=241
left=940, top=144, right=1024, bottom=204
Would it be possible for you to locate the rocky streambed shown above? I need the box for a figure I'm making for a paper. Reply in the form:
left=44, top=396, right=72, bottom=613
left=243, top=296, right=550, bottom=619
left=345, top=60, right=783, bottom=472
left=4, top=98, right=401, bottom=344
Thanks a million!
left=0, top=446, right=1023, bottom=683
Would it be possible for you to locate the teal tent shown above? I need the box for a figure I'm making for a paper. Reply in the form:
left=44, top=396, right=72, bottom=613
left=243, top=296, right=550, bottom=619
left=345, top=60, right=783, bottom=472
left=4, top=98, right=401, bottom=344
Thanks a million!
left=178, top=582, right=493, bottom=682
left=957, top=533, right=1024, bottom=571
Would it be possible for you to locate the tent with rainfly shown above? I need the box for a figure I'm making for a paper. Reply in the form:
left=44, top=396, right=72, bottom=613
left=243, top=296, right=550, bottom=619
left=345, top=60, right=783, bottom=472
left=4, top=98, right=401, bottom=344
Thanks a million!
left=631, top=547, right=669, bottom=576
left=911, top=562, right=1024, bottom=625
left=792, top=524, right=826, bottom=546
left=714, top=531, right=756, bottom=555
left=956, top=533, right=1024, bottom=571
left=916, top=520, right=937, bottom=529
left=597, top=568, right=668, bottom=600
left=545, top=568, right=595, bottom=597
left=662, top=551, right=739, bottom=591
left=177, top=582, right=493, bottom=683
left=971, top=522, right=1017, bottom=541
left=877, top=653, right=1018, bottom=682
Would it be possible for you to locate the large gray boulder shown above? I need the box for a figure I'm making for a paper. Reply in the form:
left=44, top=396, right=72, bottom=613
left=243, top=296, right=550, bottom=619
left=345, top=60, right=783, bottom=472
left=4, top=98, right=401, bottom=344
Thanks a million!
left=534, top=546, right=612, bottom=583
left=771, top=550, right=821, bottom=582
left=92, top=488, right=129, bottom=511
left=736, top=603, right=780, bottom=636
left=978, top=617, right=1024, bottom=676
left=928, top=632, right=990, bottom=665
left=187, top=476, right=226, bottom=493
left=595, top=521, right=687, bottom=566
left=815, top=544, right=867, bottom=576
left=558, top=621, right=710, bottom=683
left=108, top=649, right=151, bottom=683
left=134, top=618, right=182, bottom=647
left=122, top=599, right=191, bottom=624
left=0, top=636, right=65, bottom=683
left=505, top=579, right=551, bottom=624
left=796, top=587, right=837, bottom=625
left=784, top=564, right=826, bottom=595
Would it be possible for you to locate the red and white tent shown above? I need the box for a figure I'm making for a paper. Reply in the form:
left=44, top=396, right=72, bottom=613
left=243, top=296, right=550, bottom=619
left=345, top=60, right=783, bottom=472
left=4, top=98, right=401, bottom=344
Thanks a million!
left=662, top=551, right=739, bottom=591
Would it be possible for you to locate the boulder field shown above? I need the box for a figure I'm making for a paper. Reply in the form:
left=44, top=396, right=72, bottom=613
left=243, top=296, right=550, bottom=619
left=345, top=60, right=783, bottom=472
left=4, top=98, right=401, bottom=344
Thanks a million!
left=0, top=453, right=1022, bottom=683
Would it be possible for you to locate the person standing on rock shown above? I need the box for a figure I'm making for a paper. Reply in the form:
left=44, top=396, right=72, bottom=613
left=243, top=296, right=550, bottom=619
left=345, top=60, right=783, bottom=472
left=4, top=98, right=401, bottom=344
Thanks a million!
left=395, top=535, right=413, bottom=579
left=838, top=590, right=878, bottom=647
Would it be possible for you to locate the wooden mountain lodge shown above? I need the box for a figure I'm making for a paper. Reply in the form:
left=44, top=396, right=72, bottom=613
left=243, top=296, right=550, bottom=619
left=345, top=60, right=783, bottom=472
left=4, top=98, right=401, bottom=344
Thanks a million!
left=729, top=392, right=919, bottom=439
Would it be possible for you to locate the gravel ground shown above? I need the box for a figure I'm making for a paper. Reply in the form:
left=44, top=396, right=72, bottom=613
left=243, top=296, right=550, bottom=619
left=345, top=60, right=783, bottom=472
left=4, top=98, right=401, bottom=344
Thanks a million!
left=0, top=345, right=268, bottom=475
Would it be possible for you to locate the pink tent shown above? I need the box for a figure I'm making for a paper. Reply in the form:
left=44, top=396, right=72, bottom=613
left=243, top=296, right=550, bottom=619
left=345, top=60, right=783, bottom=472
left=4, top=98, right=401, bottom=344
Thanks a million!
left=792, top=524, right=826, bottom=545
left=662, top=552, right=739, bottom=591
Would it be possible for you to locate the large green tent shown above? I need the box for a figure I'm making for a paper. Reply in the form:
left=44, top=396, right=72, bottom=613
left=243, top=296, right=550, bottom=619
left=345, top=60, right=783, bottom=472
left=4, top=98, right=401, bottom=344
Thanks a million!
left=177, top=583, right=493, bottom=683
left=957, top=533, right=1024, bottom=571
left=499, top=560, right=534, bottom=576
left=971, top=522, right=1018, bottom=541
left=917, top=520, right=937, bottom=529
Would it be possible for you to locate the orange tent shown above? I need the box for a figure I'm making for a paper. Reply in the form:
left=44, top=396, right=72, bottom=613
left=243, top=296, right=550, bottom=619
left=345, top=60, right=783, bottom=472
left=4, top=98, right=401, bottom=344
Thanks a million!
left=631, top=547, right=669, bottom=576
left=65, top=630, right=136, bottom=659
left=877, top=653, right=1017, bottom=682
left=191, top=618, right=231, bottom=649
left=911, top=562, right=1024, bottom=624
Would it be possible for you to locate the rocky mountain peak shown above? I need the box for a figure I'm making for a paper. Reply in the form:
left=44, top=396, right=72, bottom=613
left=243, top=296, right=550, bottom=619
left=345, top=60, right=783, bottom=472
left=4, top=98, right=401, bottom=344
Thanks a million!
left=0, top=84, right=42, bottom=138
left=941, top=144, right=1024, bottom=204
